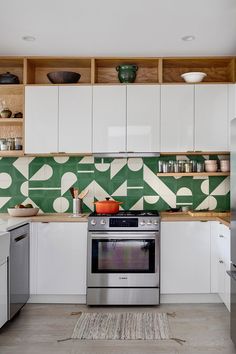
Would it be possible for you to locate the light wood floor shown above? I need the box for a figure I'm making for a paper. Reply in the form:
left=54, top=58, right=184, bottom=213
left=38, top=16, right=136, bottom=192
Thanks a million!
left=0, top=303, right=235, bottom=354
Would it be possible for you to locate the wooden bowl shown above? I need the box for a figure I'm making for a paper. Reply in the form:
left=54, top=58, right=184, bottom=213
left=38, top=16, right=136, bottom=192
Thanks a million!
left=8, top=208, right=39, bottom=217
left=47, top=71, right=81, bottom=84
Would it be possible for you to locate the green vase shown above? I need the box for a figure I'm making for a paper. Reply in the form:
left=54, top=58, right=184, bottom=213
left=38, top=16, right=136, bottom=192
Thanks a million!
left=116, top=64, right=138, bottom=83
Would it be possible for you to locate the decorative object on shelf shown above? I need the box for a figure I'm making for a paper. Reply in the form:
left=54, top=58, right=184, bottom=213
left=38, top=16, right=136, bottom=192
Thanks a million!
left=116, top=64, right=138, bottom=83
left=0, top=72, right=20, bottom=84
left=0, top=108, right=12, bottom=118
left=181, top=72, right=207, bottom=83
left=220, top=159, right=230, bottom=172
left=12, top=111, right=23, bottom=118
left=47, top=71, right=81, bottom=84
left=204, top=160, right=218, bottom=172
left=0, top=138, right=7, bottom=151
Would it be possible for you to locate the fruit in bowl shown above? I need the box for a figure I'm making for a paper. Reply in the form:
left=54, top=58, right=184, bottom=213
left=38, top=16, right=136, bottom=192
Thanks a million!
left=8, top=204, right=39, bottom=217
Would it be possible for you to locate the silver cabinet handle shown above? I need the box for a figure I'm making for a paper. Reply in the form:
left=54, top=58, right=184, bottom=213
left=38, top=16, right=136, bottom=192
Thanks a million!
left=219, top=260, right=224, bottom=264
left=219, top=234, right=224, bottom=238
left=14, top=234, right=27, bottom=242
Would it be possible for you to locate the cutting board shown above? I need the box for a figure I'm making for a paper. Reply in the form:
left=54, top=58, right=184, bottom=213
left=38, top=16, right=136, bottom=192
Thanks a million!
left=187, top=211, right=230, bottom=217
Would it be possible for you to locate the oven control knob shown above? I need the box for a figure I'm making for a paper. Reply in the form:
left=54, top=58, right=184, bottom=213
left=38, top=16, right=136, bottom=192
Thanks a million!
left=100, top=219, right=106, bottom=225
left=153, top=219, right=158, bottom=225
left=140, top=220, right=146, bottom=226
left=147, top=219, right=152, bottom=225
left=90, top=219, right=96, bottom=226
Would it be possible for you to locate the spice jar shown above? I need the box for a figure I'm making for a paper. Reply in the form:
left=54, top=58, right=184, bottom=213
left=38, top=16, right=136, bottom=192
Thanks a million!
left=7, top=138, right=15, bottom=150
left=184, top=162, right=193, bottom=173
left=0, top=138, right=7, bottom=151
left=14, top=137, right=22, bottom=150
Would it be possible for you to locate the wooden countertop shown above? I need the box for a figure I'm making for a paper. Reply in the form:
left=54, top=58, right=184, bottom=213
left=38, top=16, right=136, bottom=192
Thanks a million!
left=160, top=211, right=230, bottom=228
left=0, top=212, right=230, bottom=227
left=30, top=213, right=89, bottom=222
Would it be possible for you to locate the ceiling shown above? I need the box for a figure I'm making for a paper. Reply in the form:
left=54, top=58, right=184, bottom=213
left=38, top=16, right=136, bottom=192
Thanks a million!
left=0, top=0, right=236, bottom=56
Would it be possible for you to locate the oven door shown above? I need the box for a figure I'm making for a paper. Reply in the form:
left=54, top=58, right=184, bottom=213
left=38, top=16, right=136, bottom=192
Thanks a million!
left=87, top=232, right=159, bottom=287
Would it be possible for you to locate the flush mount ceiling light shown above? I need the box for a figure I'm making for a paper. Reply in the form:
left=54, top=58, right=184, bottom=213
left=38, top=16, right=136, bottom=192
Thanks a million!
left=22, top=36, right=36, bottom=42
left=182, top=35, right=196, bottom=42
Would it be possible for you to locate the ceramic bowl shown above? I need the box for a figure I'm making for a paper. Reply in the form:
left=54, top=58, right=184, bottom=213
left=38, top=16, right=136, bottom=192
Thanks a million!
left=181, top=72, right=207, bottom=83
left=47, top=71, right=81, bottom=84
left=205, top=165, right=218, bottom=172
left=204, top=160, right=218, bottom=165
left=8, top=208, right=39, bottom=217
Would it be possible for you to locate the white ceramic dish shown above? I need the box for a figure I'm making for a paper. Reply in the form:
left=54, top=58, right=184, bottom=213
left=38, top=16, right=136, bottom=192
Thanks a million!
left=181, top=72, right=207, bottom=83
left=204, top=160, right=217, bottom=164
left=205, top=165, right=218, bottom=172
left=7, top=208, right=39, bottom=217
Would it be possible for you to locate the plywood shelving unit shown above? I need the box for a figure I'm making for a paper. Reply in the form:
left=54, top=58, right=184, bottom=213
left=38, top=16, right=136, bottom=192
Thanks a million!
left=0, top=55, right=235, bottom=157
left=0, top=59, right=24, bottom=156
left=156, top=172, right=230, bottom=177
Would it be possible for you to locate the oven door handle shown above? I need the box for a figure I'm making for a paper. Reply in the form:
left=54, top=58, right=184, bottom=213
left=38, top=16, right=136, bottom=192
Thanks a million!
left=90, top=232, right=158, bottom=239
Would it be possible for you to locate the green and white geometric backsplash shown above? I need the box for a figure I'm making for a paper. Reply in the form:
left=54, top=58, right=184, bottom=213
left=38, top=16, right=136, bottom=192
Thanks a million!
left=0, top=155, right=230, bottom=213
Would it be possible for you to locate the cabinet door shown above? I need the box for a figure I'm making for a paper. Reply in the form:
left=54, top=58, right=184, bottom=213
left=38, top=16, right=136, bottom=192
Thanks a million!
left=161, top=221, right=211, bottom=294
left=25, top=86, right=58, bottom=153
left=93, top=86, right=126, bottom=153
left=36, top=222, right=87, bottom=295
left=161, top=85, right=194, bottom=152
left=0, top=262, right=8, bottom=328
left=59, top=86, right=92, bottom=153
left=195, top=85, right=228, bottom=151
left=127, top=85, right=160, bottom=152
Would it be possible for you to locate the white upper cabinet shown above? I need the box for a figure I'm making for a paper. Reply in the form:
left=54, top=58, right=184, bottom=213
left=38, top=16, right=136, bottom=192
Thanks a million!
left=93, top=86, right=126, bottom=153
left=25, top=86, right=92, bottom=154
left=195, top=85, right=229, bottom=151
left=25, top=86, right=59, bottom=154
left=58, top=86, right=92, bottom=153
left=161, top=85, right=194, bottom=152
left=127, top=85, right=160, bottom=152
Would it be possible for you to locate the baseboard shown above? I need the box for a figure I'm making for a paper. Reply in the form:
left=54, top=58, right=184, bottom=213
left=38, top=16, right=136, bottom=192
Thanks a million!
left=28, top=294, right=86, bottom=304
left=160, top=293, right=222, bottom=303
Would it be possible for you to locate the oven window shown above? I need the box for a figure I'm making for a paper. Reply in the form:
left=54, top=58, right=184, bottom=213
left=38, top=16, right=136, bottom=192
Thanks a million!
left=92, top=239, right=155, bottom=273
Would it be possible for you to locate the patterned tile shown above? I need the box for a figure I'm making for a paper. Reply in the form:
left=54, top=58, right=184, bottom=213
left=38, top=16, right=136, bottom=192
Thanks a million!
left=0, top=156, right=230, bottom=213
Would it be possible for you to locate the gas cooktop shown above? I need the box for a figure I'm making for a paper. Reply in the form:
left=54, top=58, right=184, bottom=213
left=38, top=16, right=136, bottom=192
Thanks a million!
left=89, top=210, right=160, bottom=217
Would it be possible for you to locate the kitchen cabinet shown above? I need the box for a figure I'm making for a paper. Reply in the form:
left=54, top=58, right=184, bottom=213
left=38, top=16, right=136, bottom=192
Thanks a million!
left=127, top=85, right=160, bottom=152
left=161, top=221, right=211, bottom=294
left=30, top=222, right=87, bottom=296
left=25, top=86, right=92, bottom=154
left=93, top=86, right=126, bottom=153
left=160, top=85, right=194, bottom=152
left=25, top=86, right=58, bottom=154
left=195, top=85, right=229, bottom=151
left=0, top=232, right=10, bottom=328
left=93, top=85, right=161, bottom=154
left=211, top=222, right=231, bottom=311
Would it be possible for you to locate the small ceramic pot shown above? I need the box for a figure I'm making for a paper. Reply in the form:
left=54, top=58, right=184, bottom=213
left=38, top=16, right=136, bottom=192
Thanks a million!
left=116, top=64, right=138, bottom=83
left=0, top=108, right=12, bottom=118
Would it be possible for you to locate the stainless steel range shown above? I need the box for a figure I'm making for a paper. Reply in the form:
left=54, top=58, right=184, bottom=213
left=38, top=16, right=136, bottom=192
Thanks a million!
left=87, top=210, right=160, bottom=305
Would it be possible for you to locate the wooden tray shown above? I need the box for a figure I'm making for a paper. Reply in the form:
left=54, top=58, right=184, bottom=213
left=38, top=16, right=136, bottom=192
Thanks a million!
left=187, top=211, right=230, bottom=217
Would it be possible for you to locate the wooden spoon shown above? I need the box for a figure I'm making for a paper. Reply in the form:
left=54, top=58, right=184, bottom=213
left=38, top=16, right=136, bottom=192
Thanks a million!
left=78, top=189, right=89, bottom=199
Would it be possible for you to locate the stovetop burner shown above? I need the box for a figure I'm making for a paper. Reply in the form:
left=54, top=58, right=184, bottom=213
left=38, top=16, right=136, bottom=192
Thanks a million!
left=89, top=210, right=160, bottom=217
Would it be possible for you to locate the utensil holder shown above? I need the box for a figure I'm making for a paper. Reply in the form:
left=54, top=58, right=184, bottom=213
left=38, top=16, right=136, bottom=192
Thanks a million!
left=72, top=198, right=82, bottom=216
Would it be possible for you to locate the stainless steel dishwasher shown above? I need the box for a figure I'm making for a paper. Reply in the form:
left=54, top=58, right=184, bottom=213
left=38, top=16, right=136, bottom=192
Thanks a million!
left=9, top=224, right=30, bottom=319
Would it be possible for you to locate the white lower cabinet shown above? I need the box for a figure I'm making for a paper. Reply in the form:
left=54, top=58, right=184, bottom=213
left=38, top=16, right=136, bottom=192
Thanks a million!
left=211, top=222, right=231, bottom=311
left=161, top=221, right=211, bottom=294
left=30, top=222, right=87, bottom=297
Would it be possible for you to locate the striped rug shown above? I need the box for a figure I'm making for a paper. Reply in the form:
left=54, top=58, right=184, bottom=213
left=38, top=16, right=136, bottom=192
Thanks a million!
left=71, top=312, right=171, bottom=340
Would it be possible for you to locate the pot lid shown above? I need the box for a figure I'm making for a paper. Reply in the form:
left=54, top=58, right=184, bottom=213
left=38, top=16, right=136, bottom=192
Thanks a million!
left=94, top=197, right=122, bottom=204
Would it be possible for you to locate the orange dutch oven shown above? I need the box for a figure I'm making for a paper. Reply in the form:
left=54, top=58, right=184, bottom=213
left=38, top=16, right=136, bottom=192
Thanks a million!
left=94, top=197, right=123, bottom=214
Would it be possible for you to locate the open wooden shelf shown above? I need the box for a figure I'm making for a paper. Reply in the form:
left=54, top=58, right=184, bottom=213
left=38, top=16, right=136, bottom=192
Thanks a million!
left=162, top=57, right=235, bottom=83
left=160, top=151, right=230, bottom=156
left=0, top=118, right=23, bottom=124
left=157, top=172, right=230, bottom=177
left=0, top=58, right=24, bottom=84
left=0, top=150, right=24, bottom=157
left=94, top=58, right=160, bottom=84
left=25, top=57, right=92, bottom=84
